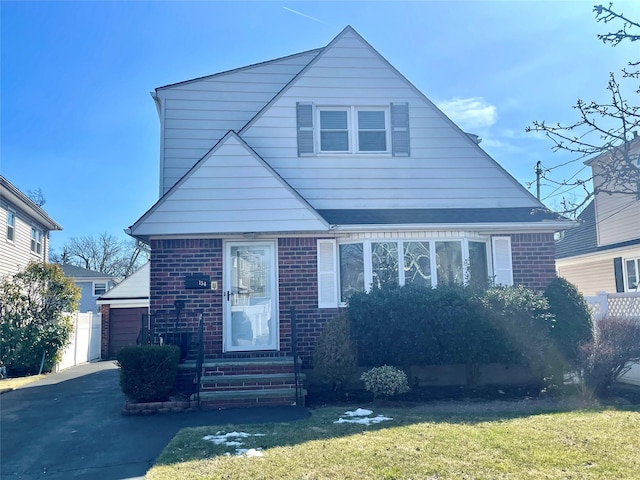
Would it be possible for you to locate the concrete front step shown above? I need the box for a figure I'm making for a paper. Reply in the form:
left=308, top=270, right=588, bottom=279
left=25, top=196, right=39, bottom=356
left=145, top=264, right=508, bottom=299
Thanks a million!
left=201, top=372, right=305, bottom=387
left=198, top=387, right=307, bottom=408
left=179, top=356, right=306, bottom=409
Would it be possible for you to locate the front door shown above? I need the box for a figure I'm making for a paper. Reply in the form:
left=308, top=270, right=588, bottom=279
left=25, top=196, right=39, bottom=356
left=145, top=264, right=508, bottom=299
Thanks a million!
left=224, top=241, right=278, bottom=352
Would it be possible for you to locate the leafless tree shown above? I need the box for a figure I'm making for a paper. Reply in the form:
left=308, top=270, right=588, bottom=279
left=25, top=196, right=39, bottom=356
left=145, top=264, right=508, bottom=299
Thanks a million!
left=526, top=3, right=640, bottom=216
left=52, top=232, right=148, bottom=278
left=26, top=188, right=46, bottom=207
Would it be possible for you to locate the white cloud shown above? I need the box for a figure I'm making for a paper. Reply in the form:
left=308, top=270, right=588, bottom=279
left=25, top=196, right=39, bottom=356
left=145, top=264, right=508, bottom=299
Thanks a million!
left=436, top=97, right=497, bottom=130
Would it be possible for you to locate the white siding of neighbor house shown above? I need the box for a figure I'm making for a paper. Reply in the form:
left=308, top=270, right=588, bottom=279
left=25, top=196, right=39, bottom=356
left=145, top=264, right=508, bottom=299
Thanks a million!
left=132, top=134, right=328, bottom=236
left=0, top=201, right=48, bottom=278
left=241, top=29, right=540, bottom=210
left=157, top=50, right=321, bottom=194
left=557, top=256, right=617, bottom=297
left=594, top=192, right=640, bottom=247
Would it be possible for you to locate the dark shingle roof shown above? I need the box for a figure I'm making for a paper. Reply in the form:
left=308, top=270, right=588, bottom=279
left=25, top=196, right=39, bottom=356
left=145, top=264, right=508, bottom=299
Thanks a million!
left=317, top=207, right=565, bottom=225
left=61, top=264, right=116, bottom=279
left=555, top=201, right=597, bottom=259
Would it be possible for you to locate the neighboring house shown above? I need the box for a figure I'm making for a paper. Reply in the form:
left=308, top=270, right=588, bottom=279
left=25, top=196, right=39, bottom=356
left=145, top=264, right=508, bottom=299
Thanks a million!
left=61, top=264, right=117, bottom=313
left=128, top=26, right=571, bottom=406
left=0, top=175, right=62, bottom=277
left=556, top=137, right=640, bottom=296
left=96, top=262, right=150, bottom=358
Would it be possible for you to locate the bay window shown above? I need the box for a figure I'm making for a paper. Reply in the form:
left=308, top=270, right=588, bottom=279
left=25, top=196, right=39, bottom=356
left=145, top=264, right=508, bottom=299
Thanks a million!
left=336, top=238, right=491, bottom=303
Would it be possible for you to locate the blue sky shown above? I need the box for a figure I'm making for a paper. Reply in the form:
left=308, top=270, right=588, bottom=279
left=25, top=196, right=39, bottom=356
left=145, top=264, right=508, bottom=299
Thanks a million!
left=2, top=1, right=639, bottom=252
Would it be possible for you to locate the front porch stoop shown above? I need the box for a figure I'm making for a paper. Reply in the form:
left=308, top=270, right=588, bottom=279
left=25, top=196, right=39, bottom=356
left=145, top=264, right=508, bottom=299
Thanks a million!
left=179, top=356, right=306, bottom=409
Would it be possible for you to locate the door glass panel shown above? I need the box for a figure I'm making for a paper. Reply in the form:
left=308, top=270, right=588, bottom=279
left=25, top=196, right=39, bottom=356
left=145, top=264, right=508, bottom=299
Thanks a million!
left=435, top=241, right=463, bottom=285
left=229, top=244, right=275, bottom=349
left=371, top=242, right=399, bottom=288
left=404, top=241, right=431, bottom=287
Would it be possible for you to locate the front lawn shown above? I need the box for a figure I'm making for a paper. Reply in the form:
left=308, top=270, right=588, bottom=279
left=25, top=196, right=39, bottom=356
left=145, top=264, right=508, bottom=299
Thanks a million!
left=147, top=400, right=640, bottom=479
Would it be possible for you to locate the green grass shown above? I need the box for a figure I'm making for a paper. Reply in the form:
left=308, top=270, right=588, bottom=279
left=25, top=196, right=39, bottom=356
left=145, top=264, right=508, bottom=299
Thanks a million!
left=147, top=401, right=640, bottom=480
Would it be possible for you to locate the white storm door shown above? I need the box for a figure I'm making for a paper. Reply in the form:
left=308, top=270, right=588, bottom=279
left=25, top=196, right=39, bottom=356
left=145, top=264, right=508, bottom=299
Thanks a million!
left=224, top=241, right=278, bottom=352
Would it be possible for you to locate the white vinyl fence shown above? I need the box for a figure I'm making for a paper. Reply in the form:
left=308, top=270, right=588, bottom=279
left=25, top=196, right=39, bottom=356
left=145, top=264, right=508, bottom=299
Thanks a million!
left=585, top=292, right=640, bottom=387
left=56, top=312, right=102, bottom=372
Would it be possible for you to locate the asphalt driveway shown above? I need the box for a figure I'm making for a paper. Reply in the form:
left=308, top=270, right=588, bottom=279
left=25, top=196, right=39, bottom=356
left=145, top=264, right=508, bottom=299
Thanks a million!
left=0, top=361, right=309, bottom=479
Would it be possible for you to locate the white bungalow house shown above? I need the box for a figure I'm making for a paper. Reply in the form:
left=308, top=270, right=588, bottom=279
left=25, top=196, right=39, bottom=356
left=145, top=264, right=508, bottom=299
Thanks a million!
left=128, top=26, right=571, bottom=407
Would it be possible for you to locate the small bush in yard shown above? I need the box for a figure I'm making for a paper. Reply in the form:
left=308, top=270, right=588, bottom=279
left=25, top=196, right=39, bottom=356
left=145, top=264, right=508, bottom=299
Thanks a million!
left=544, top=277, right=593, bottom=371
left=313, top=313, right=358, bottom=390
left=116, top=345, right=180, bottom=403
left=360, top=365, right=409, bottom=399
left=577, top=315, right=640, bottom=399
left=0, top=262, right=79, bottom=375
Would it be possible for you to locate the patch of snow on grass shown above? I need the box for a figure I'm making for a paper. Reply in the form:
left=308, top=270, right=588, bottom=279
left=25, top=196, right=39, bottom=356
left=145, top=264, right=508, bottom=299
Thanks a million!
left=344, top=408, right=373, bottom=417
left=334, top=408, right=393, bottom=425
left=202, top=431, right=266, bottom=456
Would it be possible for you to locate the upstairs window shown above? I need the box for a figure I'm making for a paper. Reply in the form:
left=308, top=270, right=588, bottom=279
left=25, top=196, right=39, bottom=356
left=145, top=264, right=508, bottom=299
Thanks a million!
left=30, top=227, right=42, bottom=255
left=7, top=210, right=15, bottom=242
left=298, top=102, right=409, bottom=156
left=319, top=109, right=349, bottom=152
left=93, top=282, right=108, bottom=296
left=317, top=107, right=389, bottom=154
left=358, top=110, right=387, bottom=152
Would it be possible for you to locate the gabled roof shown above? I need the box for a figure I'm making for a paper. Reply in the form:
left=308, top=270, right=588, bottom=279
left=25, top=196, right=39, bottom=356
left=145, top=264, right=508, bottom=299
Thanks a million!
left=0, top=175, right=62, bottom=231
left=97, top=262, right=149, bottom=302
left=155, top=48, right=323, bottom=92
left=62, top=264, right=117, bottom=280
left=128, top=131, right=329, bottom=239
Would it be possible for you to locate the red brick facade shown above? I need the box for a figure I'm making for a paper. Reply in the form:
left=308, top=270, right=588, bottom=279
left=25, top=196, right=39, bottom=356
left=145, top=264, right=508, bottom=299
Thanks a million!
left=148, top=233, right=555, bottom=367
left=509, top=233, right=557, bottom=290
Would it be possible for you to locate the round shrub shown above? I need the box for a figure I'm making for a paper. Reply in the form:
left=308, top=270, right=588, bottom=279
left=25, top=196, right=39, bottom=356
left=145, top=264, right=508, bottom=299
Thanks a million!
left=360, top=365, right=409, bottom=398
left=544, top=277, right=593, bottom=369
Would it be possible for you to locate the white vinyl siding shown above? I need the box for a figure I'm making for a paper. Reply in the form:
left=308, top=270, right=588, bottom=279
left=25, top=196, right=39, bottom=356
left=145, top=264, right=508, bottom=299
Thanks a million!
left=0, top=204, right=50, bottom=277
left=157, top=50, right=320, bottom=194
left=131, top=134, right=328, bottom=237
left=241, top=29, right=540, bottom=210
left=594, top=192, right=640, bottom=246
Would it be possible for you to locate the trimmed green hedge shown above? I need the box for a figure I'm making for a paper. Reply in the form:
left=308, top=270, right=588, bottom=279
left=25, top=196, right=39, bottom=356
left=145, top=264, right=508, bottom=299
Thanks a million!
left=347, top=284, right=554, bottom=373
left=116, top=345, right=180, bottom=403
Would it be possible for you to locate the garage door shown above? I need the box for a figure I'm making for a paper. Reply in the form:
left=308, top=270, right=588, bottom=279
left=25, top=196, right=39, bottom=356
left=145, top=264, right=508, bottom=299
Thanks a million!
left=109, top=307, right=148, bottom=358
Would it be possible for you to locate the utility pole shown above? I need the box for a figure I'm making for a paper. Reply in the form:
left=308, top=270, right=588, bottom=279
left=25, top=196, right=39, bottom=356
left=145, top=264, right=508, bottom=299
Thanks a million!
left=535, top=161, right=543, bottom=201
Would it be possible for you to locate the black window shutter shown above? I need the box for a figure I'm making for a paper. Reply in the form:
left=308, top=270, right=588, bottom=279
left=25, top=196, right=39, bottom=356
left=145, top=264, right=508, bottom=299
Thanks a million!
left=297, top=103, right=314, bottom=155
left=391, top=102, right=410, bottom=156
left=613, top=257, right=625, bottom=292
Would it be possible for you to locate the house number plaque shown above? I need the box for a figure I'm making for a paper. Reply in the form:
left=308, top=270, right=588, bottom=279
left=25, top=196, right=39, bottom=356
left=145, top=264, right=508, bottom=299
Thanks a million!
left=185, top=275, right=212, bottom=290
